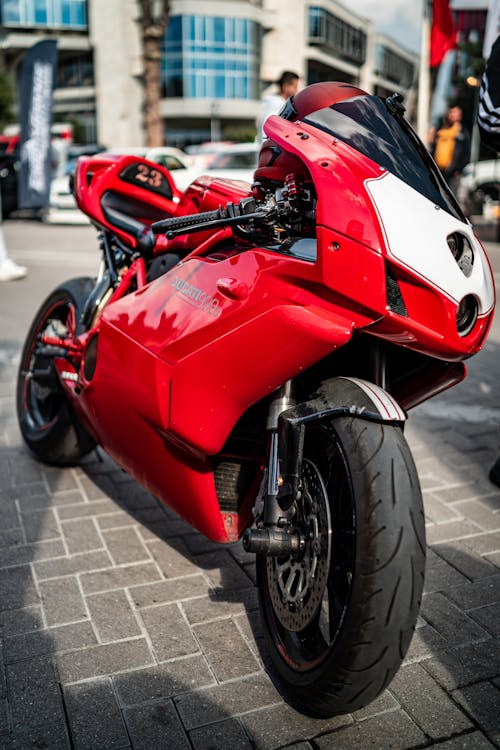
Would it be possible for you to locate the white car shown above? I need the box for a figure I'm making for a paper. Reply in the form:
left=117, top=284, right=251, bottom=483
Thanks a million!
left=45, top=144, right=260, bottom=225
left=45, top=146, right=201, bottom=224
left=459, top=159, right=500, bottom=217
left=45, top=174, right=89, bottom=225
left=202, top=143, right=259, bottom=185
left=101, top=146, right=200, bottom=192
left=185, top=141, right=236, bottom=170
left=45, top=144, right=103, bottom=224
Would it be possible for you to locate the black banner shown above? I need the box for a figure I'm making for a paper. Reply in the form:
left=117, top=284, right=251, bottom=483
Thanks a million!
left=18, top=40, right=58, bottom=209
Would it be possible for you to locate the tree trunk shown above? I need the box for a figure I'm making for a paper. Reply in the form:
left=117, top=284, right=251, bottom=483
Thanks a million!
left=137, top=1, right=170, bottom=147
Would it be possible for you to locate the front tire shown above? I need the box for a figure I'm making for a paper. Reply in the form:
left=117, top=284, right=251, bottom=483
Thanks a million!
left=16, top=277, right=96, bottom=466
left=256, top=417, right=425, bottom=718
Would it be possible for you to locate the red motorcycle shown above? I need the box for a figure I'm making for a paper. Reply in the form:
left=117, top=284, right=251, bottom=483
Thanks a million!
left=17, top=83, right=495, bottom=717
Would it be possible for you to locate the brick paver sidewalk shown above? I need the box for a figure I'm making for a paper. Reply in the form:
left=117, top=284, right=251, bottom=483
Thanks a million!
left=0, top=223, right=499, bottom=749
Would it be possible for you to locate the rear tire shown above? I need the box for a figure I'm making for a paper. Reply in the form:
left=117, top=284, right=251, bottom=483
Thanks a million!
left=16, top=277, right=96, bottom=466
left=256, top=417, right=425, bottom=717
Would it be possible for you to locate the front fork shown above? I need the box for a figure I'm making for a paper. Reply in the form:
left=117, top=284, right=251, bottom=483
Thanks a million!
left=243, top=380, right=304, bottom=556
left=242, top=371, right=407, bottom=556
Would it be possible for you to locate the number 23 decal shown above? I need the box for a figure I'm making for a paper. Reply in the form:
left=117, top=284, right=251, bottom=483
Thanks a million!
left=135, top=164, right=163, bottom=188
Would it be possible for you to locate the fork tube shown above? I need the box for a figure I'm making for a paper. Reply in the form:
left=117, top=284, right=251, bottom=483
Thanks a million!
left=267, top=432, right=280, bottom=500
left=264, top=381, right=295, bottom=526
left=266, top=380, right=295, bottom=431
left=372, top=342, right=388, bottom=390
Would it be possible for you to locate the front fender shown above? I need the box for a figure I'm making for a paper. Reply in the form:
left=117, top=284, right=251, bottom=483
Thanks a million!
left=277, top=377, right=406, bottom=506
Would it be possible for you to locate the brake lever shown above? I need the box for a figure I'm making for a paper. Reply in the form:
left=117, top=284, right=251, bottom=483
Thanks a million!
left=163, top=209, right=273, bottom=239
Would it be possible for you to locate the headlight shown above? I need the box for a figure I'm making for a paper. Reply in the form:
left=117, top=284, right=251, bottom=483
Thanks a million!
left=456, top=295, right=478, bottom=336
left=447, top=233, right=474, bottom=277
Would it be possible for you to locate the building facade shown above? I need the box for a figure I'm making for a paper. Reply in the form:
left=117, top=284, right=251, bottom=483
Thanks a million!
left=0, top=0, right=418, bottom=148
left=0, top=0, right=96, bottom=140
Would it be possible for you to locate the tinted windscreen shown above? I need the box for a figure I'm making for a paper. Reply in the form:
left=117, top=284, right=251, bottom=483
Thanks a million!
left=302, top=95, right=464, bottom=220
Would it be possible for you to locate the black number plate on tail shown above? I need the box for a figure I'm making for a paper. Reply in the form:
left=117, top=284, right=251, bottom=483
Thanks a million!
left=119, top=162, right=173, bottom=199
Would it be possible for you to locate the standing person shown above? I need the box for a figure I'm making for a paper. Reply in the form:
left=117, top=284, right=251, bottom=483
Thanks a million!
left=477, top=35, right=500, bottom=153
left=0, top=189, right=27, bottom=281
left=258, top=71, right=300, bottom=142
left=433, top=105, right=471, bottom=195
left=477, top=35, right=500, bottom=487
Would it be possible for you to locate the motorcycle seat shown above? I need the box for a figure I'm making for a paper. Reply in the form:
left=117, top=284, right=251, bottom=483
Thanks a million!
left=101, top=191, right=163, bottom=254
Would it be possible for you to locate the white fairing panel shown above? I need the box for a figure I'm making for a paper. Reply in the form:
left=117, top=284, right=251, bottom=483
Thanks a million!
left=341, top=378, right=406, bottom=421
left=365, top=172, right=495, bottom=315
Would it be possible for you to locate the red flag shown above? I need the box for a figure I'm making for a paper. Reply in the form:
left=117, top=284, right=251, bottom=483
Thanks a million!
left=430, top=0, right=457, bottom=68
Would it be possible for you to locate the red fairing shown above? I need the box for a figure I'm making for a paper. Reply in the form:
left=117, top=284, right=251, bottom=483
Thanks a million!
left=45, top=93, right=494, bottom=542
left=74, top=154, right=181, bottom=248
left=293, top=81, right=368, bottom=109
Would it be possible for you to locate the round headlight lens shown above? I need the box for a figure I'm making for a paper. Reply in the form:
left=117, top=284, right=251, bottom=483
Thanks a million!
left=456, top=295, right=478, bottom=336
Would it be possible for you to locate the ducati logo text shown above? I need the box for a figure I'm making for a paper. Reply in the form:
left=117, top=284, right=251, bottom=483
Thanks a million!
left=171, top=275, right=220, bottom=317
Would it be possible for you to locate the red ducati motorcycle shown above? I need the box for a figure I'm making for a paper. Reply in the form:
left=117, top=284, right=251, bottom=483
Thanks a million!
left=17, top=83, right=495, bottom=717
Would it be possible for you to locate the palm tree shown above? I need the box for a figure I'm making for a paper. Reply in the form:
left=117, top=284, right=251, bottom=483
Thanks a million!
left=137, top=0, right=170, bottom=147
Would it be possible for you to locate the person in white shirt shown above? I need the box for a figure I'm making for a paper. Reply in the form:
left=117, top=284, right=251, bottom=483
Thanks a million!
left=0, top=191, right=27, bottom=281
left=258, top=71, right=300, bottom=142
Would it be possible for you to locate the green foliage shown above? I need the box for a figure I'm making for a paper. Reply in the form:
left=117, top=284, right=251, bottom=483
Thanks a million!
left=460, top=39, right=485, bottom=79
left=450, top=38, right=486, bottom=131
left=223, top=125, right=257, bottom=143
left=0, top=66, right=14, bottom=131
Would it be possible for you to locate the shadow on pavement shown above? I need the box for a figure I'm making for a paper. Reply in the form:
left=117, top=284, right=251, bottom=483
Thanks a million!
left=1, top=326, right=500, bottom=748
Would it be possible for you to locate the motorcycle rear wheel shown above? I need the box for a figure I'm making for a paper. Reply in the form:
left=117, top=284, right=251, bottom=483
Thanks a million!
left=256, top=417, right=425, bottom=718
left=16, top=277, right=96, bottom=466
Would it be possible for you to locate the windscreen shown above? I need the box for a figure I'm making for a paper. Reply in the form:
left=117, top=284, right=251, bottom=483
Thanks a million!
left=302, top=95, right=465, bottom=221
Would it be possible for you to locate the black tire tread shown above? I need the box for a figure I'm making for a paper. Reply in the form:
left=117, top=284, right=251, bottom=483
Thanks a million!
left=17, top=277, right=96, bottom=466
left=257, top=416, right=426, bottom=718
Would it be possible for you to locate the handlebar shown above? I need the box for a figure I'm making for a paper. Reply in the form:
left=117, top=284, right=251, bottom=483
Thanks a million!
left=152, top=197, right=275, bottom=239
left=151, top=208, right=226, bottom=236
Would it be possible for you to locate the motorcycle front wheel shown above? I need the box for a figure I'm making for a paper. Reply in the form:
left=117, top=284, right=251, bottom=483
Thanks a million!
left=256, top=417, right=425, bottom=718
left=16, top=277, right=96, bottom=466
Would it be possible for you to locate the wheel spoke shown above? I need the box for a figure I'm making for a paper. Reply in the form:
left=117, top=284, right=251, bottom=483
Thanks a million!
left=21, top=302, right=76, bottom=432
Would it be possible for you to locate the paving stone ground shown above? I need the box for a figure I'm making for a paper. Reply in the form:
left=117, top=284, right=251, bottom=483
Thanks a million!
left=0, top=222, right=499, bottom=749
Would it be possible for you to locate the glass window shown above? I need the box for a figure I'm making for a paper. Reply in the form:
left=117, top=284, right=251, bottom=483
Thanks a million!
left=163, top=14, right=260, bottom=101
left=214, top=17, right=224, bottom=42
left=1, top=0, right=20, bottom=22
left=57, top=53, right=94, bottom=88
left=34, top=0, right=47, bottom=23
left=1, top=0, right=87, bottom=27
left=166, top=15, right=182, bottom=43
left=61, top=0, right=71, bottom=24
left=151, top=154, right=183, bottom=170
left=235, top=18, right=245, bottom=44
left=308, top=6, right=366, bottom=64
left=211, top=149, right=258, bottom=169
left=214, top=75, right=225, bottom=98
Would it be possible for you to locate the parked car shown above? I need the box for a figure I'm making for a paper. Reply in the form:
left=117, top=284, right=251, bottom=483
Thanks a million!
left=46, top=174, right=87, bottom=225
left=203, top=142, right=259, bottom=184
left=459, top=159, right=500, bottom=217
left=45, top=144, right=105, bottom=225
left=100, top=146, right=200, bottom=192
left=185, top=141, right=235, bottom=170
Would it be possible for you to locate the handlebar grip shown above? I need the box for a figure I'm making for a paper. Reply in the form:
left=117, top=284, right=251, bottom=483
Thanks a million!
left=152, top=208, right=226, bottom=235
